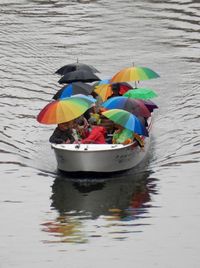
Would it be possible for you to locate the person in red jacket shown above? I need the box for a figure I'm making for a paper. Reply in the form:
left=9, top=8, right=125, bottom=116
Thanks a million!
left=81, top=117, right=107, bottom=144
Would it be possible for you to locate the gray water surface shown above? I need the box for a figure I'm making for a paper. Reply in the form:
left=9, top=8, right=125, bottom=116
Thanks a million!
left=0, top=0, right=200, bottom=267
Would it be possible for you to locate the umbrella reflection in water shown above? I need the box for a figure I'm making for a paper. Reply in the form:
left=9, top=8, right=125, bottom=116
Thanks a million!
left=41, top=171, right=158, bottom=243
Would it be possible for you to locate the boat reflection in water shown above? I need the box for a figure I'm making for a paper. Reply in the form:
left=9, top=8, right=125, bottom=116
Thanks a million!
left=41, top=170, right=158, bottom=243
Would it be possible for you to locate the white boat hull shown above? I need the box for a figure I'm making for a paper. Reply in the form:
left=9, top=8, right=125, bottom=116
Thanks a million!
left=51, top=137, right=150, bottom=173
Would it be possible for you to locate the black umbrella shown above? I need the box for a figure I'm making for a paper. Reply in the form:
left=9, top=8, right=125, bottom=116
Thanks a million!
left=58, top=69, right=101, bottom=84
left=55, top=62, right=100, bottom=75
left=53, top=82, right=93, bottom=100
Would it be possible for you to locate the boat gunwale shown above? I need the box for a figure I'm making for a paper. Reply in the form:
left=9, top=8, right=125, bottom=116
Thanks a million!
left=51, top=141, right=140, bottom=152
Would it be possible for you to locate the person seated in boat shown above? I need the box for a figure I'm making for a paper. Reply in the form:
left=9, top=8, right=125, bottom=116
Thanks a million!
left=49, top=120, right=75, bottom=144
left=80, top=117, right=107, bottom=144
left=112, top=124, right=133, bottom=145
left=88, top=104, right=101, bottom=125
left=107, top=83, right=122, bottom=99
left=91, top=91, right=103, bottom=108
left=74, top=115, right=90, bottom=139
left=112, top=124, right=144, bottom=147
left=133, top=133, right=144, bottom=148
left=98, top=112, right=115, bottom=134
left=97, top=111, right=115, bottom=143
left=83, top=104, right=100, bottom=123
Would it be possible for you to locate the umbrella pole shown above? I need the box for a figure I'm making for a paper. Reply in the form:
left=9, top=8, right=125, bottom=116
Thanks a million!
left=135, top=81, right=138, bottom=89
left=132, top=62, right=139, bottom=89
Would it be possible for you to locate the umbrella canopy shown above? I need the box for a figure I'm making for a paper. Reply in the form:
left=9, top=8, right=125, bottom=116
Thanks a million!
left=58, top=69, right=101, bottom=84
left=110, top=66, right=160, bottom=83
left=102, top=96, right=151, bottom=118
left=37, top=95, right=96, bottom=125
left=92, top=79, right=110, bottom=90
left=123, top=88, right=158, bottom=100
left=94, top=81, right=132, bottom=101
left=93, top=79, right=110, bottom=86
left=102, top=109, right=146, bottom=135
left=53, top=82, right=93, bottom=100
left=55, top=61, right=100, bottom=75
left=136, top=99, right=158, bottom=113
left=94, top=83, right=113, bottom=101
left=114, top=82, right=133, bottom=95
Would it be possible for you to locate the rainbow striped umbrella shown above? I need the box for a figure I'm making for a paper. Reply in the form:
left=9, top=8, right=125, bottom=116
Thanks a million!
left=123, top=88, right=158, bottom=100
left=102, top=109, right=146, bottom=135
left=111, top=66, right=159, bottom=83
left=37, top=95, right=96, bottom=124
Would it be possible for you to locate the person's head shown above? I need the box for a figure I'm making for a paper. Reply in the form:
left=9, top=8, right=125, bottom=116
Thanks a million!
left=90, top=104, right=99, bottom=114
left=58, top=120, right=74, bottom=130
left=88, top=117, right=98, bottom=126
left=91, top=91, right=98, bottom=98
left=58, top=122, right=68, bottom=129
left=111, top=84, right=120, bottom=96
left=114, top=123, right=124, bottom=130
left=75, top=117, right=85, bottom=126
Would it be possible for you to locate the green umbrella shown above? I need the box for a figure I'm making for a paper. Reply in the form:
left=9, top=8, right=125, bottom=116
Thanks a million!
left=123, top=88, right=158, bottom=100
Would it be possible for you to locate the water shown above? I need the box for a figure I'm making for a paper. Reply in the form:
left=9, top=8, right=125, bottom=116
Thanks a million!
left=0, top=0, right=200, bottom=267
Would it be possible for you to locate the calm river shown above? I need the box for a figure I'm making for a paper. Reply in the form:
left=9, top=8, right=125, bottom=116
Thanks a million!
left=0, top=0, right=200, bottom=267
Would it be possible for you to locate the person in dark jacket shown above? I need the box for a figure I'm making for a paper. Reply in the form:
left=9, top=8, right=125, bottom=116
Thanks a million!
left=49, top=121, right=75, bottom=144
left=107, top=83, right=122, bottom=99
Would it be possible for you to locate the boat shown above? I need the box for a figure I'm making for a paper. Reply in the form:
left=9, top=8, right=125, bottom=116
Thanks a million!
left=37, top=63, right=159, bottom=173
left=51, top=118, right=152, bottom=173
